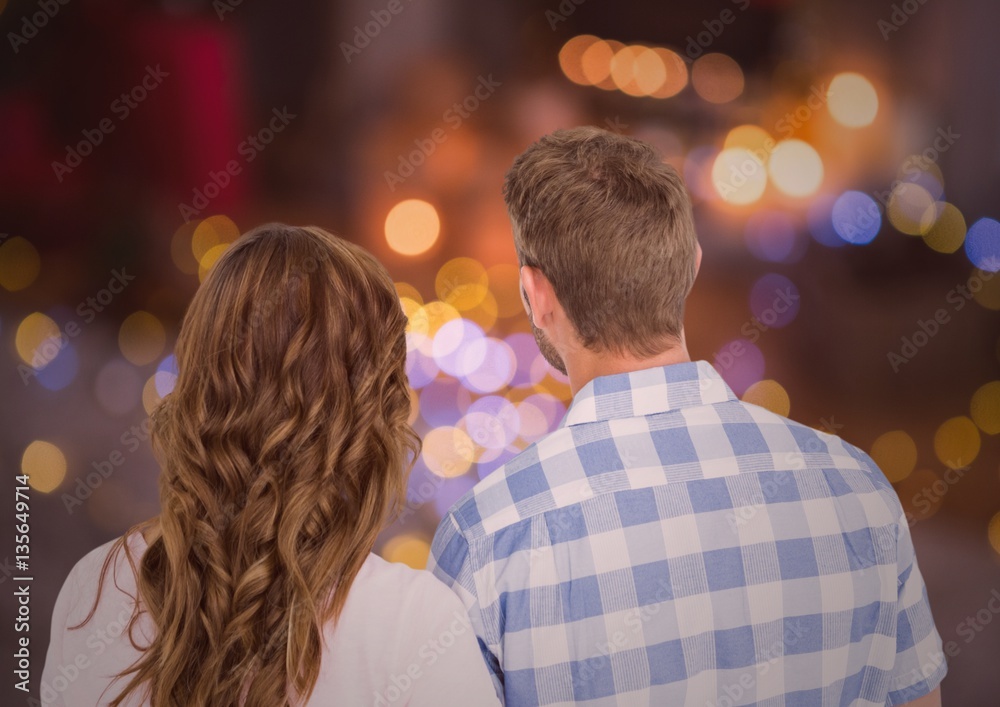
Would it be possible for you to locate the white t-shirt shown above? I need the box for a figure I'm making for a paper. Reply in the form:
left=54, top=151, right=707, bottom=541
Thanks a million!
left=41, top=533, right=501, bottom=707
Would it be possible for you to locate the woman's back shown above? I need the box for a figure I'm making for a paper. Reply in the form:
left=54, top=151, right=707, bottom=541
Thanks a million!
left=42, top=532, right=500, bottom=706
left=41, top=224, right=500, bottom=706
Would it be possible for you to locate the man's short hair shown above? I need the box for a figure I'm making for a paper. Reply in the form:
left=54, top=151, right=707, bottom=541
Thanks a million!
left=503, top=126, right=699, bottom=358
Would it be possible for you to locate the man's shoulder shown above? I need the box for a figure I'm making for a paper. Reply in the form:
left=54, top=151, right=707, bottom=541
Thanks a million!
left=444, top=399, right=895, bottom=540
left=445, top=425, right=580, bottom=541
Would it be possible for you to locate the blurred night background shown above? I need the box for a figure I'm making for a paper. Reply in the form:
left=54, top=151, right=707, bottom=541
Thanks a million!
left=2, top=0, right=1000, bottom=703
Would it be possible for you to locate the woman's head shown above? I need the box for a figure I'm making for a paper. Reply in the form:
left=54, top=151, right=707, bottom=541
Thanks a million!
left=100, top=224, right=417, bottom=706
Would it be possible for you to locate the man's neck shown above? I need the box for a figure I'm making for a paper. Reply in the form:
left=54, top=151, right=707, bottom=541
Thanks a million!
left=564, top=342, right=693, bottom=396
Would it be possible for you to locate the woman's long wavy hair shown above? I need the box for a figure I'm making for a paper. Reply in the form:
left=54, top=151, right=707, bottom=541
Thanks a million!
left=79, top=224, right=419, bottom=706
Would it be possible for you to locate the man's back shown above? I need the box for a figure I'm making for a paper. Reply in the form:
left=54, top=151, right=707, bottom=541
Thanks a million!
left=429, top=361, right=945, bottom=706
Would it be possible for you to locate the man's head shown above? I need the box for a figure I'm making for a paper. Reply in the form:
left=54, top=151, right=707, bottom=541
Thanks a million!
left=503, top=126, right=700, bottom=374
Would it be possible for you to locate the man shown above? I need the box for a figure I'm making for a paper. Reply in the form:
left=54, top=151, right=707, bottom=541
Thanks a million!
left=428, top=127, right=945, bottom=706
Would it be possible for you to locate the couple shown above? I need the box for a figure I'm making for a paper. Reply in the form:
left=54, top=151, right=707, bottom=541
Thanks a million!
left=42, top=128, right=945, bottom=706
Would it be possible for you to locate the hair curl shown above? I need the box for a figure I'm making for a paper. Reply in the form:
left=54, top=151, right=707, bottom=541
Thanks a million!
left=79, top=224, right=419, bottom=706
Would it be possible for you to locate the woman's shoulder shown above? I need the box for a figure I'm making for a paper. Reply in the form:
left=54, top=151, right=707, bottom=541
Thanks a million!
left=339, top=553, right=469, bottom=633
left=354, top=552, right=459, bottom=603
left=57, top=532, right=146, bottom=622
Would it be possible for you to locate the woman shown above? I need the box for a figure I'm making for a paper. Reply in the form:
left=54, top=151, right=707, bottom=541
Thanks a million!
left=42, top=224, right=500, bottom=706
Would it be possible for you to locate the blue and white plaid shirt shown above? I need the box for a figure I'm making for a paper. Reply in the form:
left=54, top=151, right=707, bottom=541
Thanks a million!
left=429, top=361, right=946, bottom=706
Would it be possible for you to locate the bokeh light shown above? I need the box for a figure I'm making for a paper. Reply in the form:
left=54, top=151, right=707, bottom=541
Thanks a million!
left=692, top=53, right=744, bottom=104
left=832, top=191, right=882, bottom=244
left=432, top=318, right=486, bottom=377
left=921, top=203, right=966, bottom=253
left=463, top=337, right=517, bottom=393
left=933, top=416, right=981, bottom=469
left=119, top=311, right=167, bottom=366
left=487, top=263, right=524, bottom=318
left=0, top=236, right=41, bottom=291
left=464, top=396, right=520, bottom=452
left=714, top=338, right=765, bottom=396
left=36, top=344, right=79, bottom=392
left=972, top=269, right=1000, bottom=311
left=631, top=47, right=668, bottom=95
left=742, top=379, right=790, bottom=417
left=21, top=440, right=67, bottom=493
left=155, top=354, right=179, bottom=397
left=395, top=281, right=423, bottom=305
left=15, top=312, right=60, bottom=368
left=712, top=148, right=766, bottom=205
left=611, top=45, right=667, bottom=97
left=609, top=45, right=643, bottom=96
left=192, top=215, right=240, bottom=263
left=870, top=430, right=918, bottom=483
left=827, top=72, right=879, bottom=128
left=142, top=374, right=164, bottom=415
left=436, top=257, right=488, bottom=310
left=422, top=425, right=476, bottom=478
left=886, top=182, right=937, bottom=235
left=989, top=512, right=1000, bottom=557
left=724, top=125, right=772, bottom=154
left=559, top=35, right=599, bottom=86
left=381, top=534, right=431, bottom=569
left=385, top=199, right=441, bottom=256
left=581, top=39, right=624, bottom=89
left=970, top=381, right=1000, bottom=435
left=768, top=140, right=824, bottom=198
left=650, top=48, right=688, bottom=98
left=965, top=218, right=1000, bottom=272
left=198, top=244, right=230, bottom=281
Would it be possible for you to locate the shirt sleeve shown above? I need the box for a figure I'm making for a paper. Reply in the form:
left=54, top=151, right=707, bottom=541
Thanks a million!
left=427, top=511, right=504, bottom=701
left=886, top=513, right=947, bottom=705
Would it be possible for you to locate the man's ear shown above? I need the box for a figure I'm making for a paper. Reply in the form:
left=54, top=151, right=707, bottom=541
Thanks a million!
left=520, top=265, right=553, bottom=326
left=694, top=242, right=703, bottom=279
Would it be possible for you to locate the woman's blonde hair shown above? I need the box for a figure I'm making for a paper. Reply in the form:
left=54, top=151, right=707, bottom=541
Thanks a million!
left=79, top=224, right=418, bottom=705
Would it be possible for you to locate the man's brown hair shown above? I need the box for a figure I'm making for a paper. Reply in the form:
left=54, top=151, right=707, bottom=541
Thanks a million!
left=503, top=126, right=699, bottom=358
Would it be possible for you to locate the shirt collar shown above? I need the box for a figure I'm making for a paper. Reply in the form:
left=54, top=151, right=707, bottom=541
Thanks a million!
left=559, top=360, right=738, bottom=428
